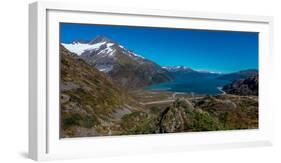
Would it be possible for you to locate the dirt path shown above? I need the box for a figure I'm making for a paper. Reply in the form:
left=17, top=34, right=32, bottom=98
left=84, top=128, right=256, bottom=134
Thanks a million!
left=217, top=87, right=226, bottom=95
left=140, top=92, right=205, bottom=106
left=140, top=99, right=175, bottom=105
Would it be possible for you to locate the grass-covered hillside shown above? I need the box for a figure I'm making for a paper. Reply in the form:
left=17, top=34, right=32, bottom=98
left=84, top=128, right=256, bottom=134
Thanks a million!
left=119, top=95, right=258, bottom=135
left=60, top=45, right=140, bottom=137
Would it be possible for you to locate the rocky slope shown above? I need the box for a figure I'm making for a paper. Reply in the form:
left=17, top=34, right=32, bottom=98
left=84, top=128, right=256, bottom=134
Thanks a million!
left=192, top=95, right=258, bottom=129
left=222, top=75, right=258, bottom=96
left=62, top=36, right=171, bottom=89
left=119, top=99, right=222, bottom=134
left=60, top=45, right=140, bottom=137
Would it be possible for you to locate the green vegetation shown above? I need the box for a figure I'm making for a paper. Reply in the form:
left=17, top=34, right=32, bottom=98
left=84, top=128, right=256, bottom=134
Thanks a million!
left=193, top=95, right=258, bottom=130
left=188, top=110, right=223, bottom=131
left=120, top=111, right=158, bottom=134
left=62, top=112, right=99, bottom=129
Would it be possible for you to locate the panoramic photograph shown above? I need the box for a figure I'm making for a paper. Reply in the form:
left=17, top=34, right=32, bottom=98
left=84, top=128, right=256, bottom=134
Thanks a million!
left=60, top=23, right=259, bottom=138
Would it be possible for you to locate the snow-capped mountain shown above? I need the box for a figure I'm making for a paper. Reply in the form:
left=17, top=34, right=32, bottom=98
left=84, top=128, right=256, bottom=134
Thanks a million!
left=162, top=66, right=195, bottom=73
left=162, top=66, right=222, bottom=75
left=62, top=37, right=117, bottom=56
left=162, top=65, right=221, bottom=81
left=62, top=36, right=146, bottom=71
left=61, top=36, right=171, bottom=88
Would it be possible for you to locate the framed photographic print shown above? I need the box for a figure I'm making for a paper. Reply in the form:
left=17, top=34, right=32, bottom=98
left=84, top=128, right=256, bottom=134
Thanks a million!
left=29, top=1, right=274, bottom=161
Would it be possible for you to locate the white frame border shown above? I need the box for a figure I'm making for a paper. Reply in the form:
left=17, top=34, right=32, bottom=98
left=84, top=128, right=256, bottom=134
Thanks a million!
left=29, top=1, right=274, bottom=161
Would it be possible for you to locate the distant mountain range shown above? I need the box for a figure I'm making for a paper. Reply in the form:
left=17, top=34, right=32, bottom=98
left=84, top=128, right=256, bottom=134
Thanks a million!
left=162, top=66, right=220, bottom=74
left=162, top=66, right=195, bottom=73
left=161, top=66, right=220, bottom=82
left=217, top=69, right=258, bottom=82
left=162, top=65, right=257, bottom=82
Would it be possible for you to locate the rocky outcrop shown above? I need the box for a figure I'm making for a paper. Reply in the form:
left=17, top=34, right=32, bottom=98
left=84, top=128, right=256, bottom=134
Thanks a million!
left=193, top=95, right=258, bottom=129
left=222, top=75, right=258, bottom=96
left=120, top=99, right=225, bottom=134
left=159, top=99, right=192, bottom=133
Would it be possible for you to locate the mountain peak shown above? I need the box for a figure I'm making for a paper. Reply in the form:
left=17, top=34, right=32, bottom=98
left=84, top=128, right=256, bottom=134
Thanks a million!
left=62, top=35, right=146, bottom=63
left=89, top=35, right=115, bottom=45
left=71, top=40, right=90, bottom=44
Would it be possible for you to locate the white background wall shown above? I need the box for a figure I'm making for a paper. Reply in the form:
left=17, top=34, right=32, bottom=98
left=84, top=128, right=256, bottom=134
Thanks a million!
left=0, top=0, right=280, bottom=162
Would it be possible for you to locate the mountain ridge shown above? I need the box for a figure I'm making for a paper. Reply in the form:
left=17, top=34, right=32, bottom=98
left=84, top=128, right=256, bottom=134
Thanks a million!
left=62, top=36, right=172, bottom=88
left=217, top=69, right=258, bottom=82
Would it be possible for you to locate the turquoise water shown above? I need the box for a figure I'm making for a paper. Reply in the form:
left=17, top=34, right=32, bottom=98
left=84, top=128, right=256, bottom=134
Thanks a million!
left=146, top=76, right=230, bottom=95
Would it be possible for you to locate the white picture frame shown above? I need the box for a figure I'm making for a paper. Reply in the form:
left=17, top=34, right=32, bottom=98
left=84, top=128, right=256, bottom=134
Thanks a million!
left=29, top=1, right=274, bottom=161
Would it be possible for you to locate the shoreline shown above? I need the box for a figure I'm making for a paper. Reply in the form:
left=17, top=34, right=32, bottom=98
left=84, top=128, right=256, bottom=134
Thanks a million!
left=217, top=87, right=226, bottom=95
left=145, top=88, right=225, bottom=96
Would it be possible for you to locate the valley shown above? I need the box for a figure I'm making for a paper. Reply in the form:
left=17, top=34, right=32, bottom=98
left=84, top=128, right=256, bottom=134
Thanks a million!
left=60, top=36, right=259, bottom=138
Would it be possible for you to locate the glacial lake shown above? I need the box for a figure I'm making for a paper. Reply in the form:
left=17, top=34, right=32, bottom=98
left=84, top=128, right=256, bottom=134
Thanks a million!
left=146, top=76, right=231, bottom=95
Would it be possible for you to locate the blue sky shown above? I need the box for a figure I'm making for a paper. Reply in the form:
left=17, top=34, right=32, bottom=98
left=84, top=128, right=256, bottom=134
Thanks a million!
left=60, top=23, right=258, bottom=73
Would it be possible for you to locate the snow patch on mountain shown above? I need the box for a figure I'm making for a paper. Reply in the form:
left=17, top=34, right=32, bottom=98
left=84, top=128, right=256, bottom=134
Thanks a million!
left=130, top=52, right=145, bottom=59
left=85, top=42, right=107, bottom=51
left=118, top=44, right=145, bottom=59
left=62, top=37, right=147, bottom=62
left=95, top=65, right=113, bottom=73
left=61, top=42, right=109, bottom=55
left=163, top=66, right=222, bottom=74
left=196, top=70, right=223, bottom=74
left=61, top=43, right=92, bottom=55
left=94, top=43, right=116, bottom=57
